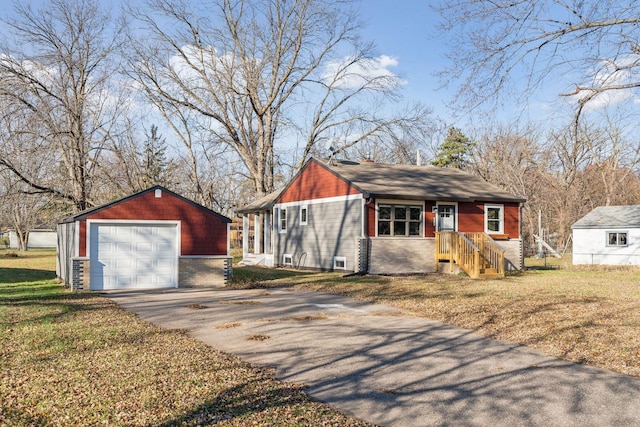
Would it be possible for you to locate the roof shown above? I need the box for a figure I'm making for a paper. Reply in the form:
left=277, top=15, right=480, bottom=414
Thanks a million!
left=236, top=189, right=282, bottom=214
left=323, top=159, right=524, bottom=203
left=572, top=205, right=640, bottom=229
left=58, top=186, right=232, bottom=224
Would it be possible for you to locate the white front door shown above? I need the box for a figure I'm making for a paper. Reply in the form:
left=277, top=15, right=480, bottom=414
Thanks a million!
left=437, top=205, right=456, bottom=231
left=89, top=223, right=178, bottom=290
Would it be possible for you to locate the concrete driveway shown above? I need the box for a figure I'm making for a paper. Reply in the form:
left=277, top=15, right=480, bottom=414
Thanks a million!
left=107, top=288, right=640, bottom=427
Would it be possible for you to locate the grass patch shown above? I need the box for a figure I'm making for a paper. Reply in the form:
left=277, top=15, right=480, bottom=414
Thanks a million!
left=0, top=252, right=370, bottom=426
left=230, top=264, right=640, bottom=378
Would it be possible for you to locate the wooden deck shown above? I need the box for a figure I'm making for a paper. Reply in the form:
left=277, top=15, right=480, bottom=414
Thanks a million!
left=435, top=232, right=505, bottom=279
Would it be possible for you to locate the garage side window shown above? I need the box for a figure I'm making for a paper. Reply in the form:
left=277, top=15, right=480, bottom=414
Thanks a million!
left=607, top=231, right=628, bottom=246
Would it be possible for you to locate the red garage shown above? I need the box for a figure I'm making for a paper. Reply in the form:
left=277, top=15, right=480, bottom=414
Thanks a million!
left=57, top=186, right=232, bottom=291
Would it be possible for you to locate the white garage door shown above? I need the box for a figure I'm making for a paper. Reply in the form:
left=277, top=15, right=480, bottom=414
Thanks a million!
left=89, top=223, right=178, bottom=290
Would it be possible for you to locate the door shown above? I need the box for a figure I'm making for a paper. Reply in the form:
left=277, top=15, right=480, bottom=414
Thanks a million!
left=437, top=205, right=456, bottom=231
left=89, top=223, right=178, bottom=290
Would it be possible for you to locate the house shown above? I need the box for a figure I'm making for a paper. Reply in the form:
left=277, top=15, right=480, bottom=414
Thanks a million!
left=572, top=205, right=640, bottom=265
left=238, top=158, right=525, bottom=278
left=57, top=186, right=232, bottom=290
left=1, top=228, right=57, bottom=249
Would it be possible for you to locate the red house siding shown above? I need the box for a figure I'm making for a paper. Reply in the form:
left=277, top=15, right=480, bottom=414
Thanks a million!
left=504, top=202, right=520, bottom=238
left=365, top=200, right=520, bottom=239
left=425, top=201, right=436, bottom=237
left=279, top=160, right=361, bottom=203
left=458, top=202, right=484, bottom=232
left=458, top=201, right=520, bottom=238
left=78, top=191, right=228, bottom=257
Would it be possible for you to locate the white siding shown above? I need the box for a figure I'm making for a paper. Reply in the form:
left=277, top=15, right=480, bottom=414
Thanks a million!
left=573, top=227, right=640, bottom=265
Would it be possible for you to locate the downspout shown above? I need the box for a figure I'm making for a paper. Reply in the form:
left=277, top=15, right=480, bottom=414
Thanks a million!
left=519, top=202, right=524, bottom=270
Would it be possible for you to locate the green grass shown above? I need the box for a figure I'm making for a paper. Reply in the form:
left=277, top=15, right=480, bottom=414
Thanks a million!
left=0, top=250, right=370, bottom=426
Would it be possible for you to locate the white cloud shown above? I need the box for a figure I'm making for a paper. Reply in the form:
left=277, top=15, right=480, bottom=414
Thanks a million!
left=577, top=54, right=640, bottom=112
left=322, top=54, right=406, bottom=90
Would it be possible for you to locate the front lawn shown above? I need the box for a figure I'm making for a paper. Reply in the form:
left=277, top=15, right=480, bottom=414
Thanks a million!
left=0, top=250, right=370, bottom=426
left=231, top=263, right=640, bottom=378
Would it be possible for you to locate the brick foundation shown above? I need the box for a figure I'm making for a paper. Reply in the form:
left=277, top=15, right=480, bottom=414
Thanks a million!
left=179, top=256, right=232, bottom=288
left=71, top=257, right=90, bottom=290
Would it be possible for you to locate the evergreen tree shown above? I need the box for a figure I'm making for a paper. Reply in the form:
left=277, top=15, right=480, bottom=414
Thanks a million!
left=141, top=125, right=171, bottom=187
left=431, top=127, right=475, bottom=169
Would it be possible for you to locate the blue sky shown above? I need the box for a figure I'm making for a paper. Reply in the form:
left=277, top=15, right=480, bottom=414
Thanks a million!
left=0, top=0, right=581, bottom=134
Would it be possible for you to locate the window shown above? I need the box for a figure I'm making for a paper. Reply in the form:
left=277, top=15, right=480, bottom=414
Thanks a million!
left=278, top=208, right=287, bottom=233
left=607, top=232, right=628, bottom=247
left=283, top=254, right=293, bottom=266
left=377, top=204, right=422, bottom=237
left=485, top=204, right=504, bottom=234
left=333, top=256, right=346, bottom=270
left=300, top=206, right=308, bottom=225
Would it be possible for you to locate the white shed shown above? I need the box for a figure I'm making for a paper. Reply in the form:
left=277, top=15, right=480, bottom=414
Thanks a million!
left=572, top=205, right=640, bottom=265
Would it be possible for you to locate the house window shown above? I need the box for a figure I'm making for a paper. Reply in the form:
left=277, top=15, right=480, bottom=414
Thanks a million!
left=300, top=206, right=308, bottom=225
left=377, top=204, right=422, bottom=237
left=333, top=256, right=346, bottom=270
left=607, top=231, right=628, bottom=247
left=485, top=204, right=504, bottom=234
left=283, top=254, right=293, bottom=266
left=278, top=208, right=287, bottom=233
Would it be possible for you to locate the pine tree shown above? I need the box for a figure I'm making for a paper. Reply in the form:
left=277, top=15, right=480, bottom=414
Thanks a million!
left=431, top=127, right=475, bottom=169
left=141, top=125, right=170, bottom=187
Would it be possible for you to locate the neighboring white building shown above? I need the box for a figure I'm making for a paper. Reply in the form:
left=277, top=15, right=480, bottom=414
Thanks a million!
left=1, top=229, right=57, bottom=249
left=572, top=205, right=640, bottom=265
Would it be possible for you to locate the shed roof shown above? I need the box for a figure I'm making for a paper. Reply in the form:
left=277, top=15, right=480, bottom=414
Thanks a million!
left=58, top=186, right=231, bottom=224
left=572, top=205, right=640, bottom=229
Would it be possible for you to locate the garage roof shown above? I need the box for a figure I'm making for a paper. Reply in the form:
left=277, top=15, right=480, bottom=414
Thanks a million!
left=572, top=205, right=640, bottom=229
left=58, top=186, right=231, bottom=224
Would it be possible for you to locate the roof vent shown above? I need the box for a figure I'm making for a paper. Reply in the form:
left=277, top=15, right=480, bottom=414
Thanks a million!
left=155, top=189, right=162, bottom=198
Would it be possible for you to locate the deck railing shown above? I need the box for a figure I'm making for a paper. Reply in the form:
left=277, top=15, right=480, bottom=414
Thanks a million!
left=435, top=231, right=505, bottom=278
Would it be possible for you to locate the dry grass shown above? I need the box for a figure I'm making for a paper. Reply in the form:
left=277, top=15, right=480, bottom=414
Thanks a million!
left=0, top=250, right=371, bottom=426
left=231, top=265, right=640, bottom=378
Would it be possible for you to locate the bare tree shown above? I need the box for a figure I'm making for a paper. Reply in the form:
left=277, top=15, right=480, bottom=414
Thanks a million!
left=128, top=0, right=431, bottom=196
left=436, top=0, right=640, bottom=121
left=0, top=0, right=125, bottom=210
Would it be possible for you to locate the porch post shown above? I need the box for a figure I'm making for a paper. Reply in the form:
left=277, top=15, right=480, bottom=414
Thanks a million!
left=254, top=213, right=262, bottom=254
left=264, top=212, right=271, bottom=254
left=242, top=215, right=249, bottom=259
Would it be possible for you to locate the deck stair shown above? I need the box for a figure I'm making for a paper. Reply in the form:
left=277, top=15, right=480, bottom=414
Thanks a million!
left=435, top=232, right=505, bottom=279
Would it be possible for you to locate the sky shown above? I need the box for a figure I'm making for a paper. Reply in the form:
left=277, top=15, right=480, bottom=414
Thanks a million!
left=0, top=0, right=613, bottom=136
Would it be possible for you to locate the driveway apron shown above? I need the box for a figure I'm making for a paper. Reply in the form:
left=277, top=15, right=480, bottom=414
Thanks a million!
left=106, top=288, right=640, bottom=427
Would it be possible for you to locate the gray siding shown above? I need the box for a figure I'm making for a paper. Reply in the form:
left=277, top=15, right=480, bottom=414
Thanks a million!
left=275, top=199, right=362, bottom=271
left=369, top=237, right=436, bottom=274
left=56, top=222, right=76, bottom=285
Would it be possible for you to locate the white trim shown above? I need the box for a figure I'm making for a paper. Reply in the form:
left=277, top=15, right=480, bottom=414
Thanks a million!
left=278, top=207, right=287, bottom=233
left=283, top=253, right=293, bottom=266
left=485, top=203, right=504, bottom=234
left=435, top=202, right=458, bottom=232
left=227, top=223, right=231, bottom=257
left=375, top=201, right=425, bottom=237
left=74, top=220, right=80, bottom=257
left=86, top=219, right=181, bottom=289
left=333, top=256, right=347, bottom=270
left=275, top=193, right=361, bottom=209
left=300, top=205, right=309, bottom=225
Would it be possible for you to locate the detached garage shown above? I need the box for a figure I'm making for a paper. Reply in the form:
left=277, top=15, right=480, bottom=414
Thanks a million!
left=572, top=205, right=640, bottom=266
left=57, top=186, right=232, bottom=290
